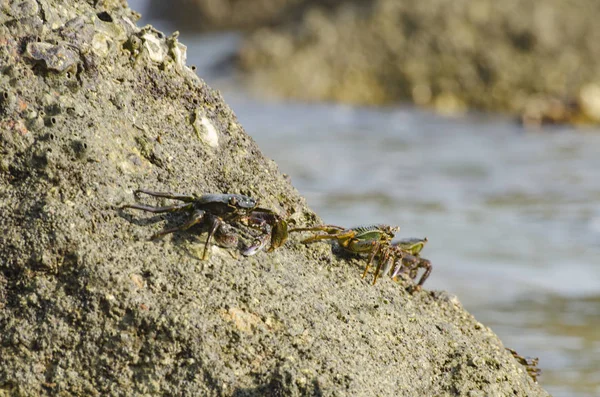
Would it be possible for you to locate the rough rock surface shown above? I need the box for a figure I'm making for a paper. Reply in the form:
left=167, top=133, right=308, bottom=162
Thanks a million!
left=0, top=0, right=550, bottom=395
left=238, top=0, right=600, bottom=124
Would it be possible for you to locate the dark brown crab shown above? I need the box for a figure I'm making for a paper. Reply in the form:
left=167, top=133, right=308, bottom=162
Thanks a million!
left=121, top=189, right=288, bottom=258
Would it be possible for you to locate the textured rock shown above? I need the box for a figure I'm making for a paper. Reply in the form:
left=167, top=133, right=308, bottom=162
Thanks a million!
left=0, top=0, right=550, bottom=395
left=238, top=0, right=600, bottom=124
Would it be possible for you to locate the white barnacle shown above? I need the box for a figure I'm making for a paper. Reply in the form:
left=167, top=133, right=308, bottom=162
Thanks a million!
left=141, top=32, right=167, bottom=63
left=193, top=110, right=219, bottom=148
left=172, top=42, right=187, bottom=69
left=167, top=32, right=188, bottom=70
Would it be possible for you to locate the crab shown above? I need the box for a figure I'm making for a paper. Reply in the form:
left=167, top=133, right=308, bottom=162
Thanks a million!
left=290, top=224, right=399, bottom=284
left=386, top=238, right=432, bottom=291
left=121, top=189, right=287, bottom=259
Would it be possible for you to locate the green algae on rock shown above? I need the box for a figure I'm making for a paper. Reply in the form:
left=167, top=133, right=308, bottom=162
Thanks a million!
left=0, top=0, right=550, bottom=395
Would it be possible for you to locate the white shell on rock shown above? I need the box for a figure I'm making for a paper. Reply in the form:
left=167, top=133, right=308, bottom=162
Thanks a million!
left=193, top=110, right=219, bottom=148
left=141, top=32, right=167, bottom=63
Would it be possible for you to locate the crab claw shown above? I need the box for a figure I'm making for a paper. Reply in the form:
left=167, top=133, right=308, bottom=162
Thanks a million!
left=242, top=234, right=271, bottom=256
left=380, top=256, right=395, bottom=278
left=267, top=218, right=288, bottom=252
left=391, top=263, right=404, bottom=279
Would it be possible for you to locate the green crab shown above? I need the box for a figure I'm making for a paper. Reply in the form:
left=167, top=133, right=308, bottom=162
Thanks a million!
left=290, top=224, right=399, bottom=284
left=121, top=189, right=288, bottom=259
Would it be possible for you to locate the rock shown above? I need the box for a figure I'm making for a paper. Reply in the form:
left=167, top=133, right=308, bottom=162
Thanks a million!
left=578, top=83, right=600, bottom=122
left=25, top=42, right=80, bottom=73
left=0, top=0, right=549, bottom=395
left=237, top=0, right=600, bottom=124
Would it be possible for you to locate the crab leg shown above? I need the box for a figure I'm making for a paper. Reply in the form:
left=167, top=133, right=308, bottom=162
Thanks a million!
left=121, top=202, right=193, bottom=213
left=415, top=258, right=432, bottom=288
left=290, top=225, right=346, bottom=235
left=202, top=214, right=226, bottom=260
left=134, top=189, right=196, bottom=202
left=391, top=255, right=432, bottom=291
left=372, top=243, right=394, bottom=285
left=151, top=209, right=205, bottom=239
left=300, top=229, right=356, bottom=245
left=361, top=241, right=380, bottom=280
